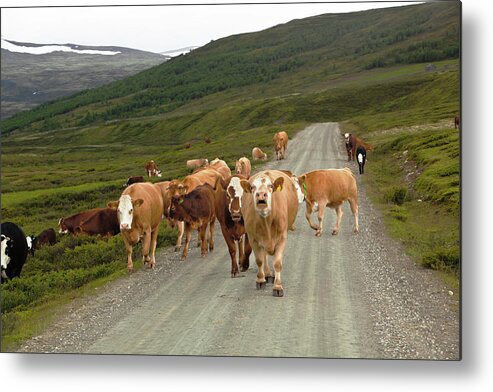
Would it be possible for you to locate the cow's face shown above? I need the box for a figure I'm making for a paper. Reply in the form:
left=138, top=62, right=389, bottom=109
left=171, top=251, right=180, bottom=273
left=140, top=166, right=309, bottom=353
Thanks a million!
left=226, top=177, right=244, bottom=221
left=58, top=218, right=68, bottom=234
left=1, top=235, right=12, bottom=279
left=241, top=175, right=284, bottom=218
left=169, top=195, right=186, bottom=221
left=235, top=161, right=242, bottom=175
left=108, top=195, right=144, bottom=231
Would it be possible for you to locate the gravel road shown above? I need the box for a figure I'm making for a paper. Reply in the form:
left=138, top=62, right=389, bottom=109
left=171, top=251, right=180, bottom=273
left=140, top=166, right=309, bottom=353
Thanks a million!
left=19, top=123, right=460, bottom=359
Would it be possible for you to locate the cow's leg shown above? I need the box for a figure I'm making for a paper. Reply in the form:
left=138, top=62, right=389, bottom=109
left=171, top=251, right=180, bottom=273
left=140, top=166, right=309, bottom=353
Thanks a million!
left=304, top=201, right=319, bottom=231
left=272, top=235, right=287, bottom=297
left=252, top=242, right=267, bottom=289
left=174, top=220, right=184, bottom=252
left=332, top=205, right=343, bottom=235
left=196, top=228, right=201, bottom=248
left=141, top=228, right=152, bottom=267
left=240, top=234, right=252, bottom=272
left=149, top=226, right=159, bottom=269
left=348, top=198, right=359, bottom=233
left=181, top=224, right=192, bottom=260
left=316, top=203, right=328, bottom=237
left=124, top=241, right=134, bottom=272
left=199, top=223, right=208, bottom=257
left=208, top=219, right=215, bottom=252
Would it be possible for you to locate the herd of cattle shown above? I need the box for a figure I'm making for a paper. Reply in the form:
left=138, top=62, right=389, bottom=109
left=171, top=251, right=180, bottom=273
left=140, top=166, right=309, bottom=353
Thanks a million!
left=1, top=131, right=371, bottom=297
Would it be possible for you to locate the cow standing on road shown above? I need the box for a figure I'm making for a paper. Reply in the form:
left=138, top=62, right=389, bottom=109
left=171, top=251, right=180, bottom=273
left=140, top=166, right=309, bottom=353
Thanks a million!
left=108, top=182, right=164, bottom=271
left=273, top=131, right=288, bottom=160
left=240, top=170, right=299, bottom=297
left=214, top=175, right=252, bottom=277
left=298, top=168, right=359, bottom=237
left=356, top=146, right=367, bottom=175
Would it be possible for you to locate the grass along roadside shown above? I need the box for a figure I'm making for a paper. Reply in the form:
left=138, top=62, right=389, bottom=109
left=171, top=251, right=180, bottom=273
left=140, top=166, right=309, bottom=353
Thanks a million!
left=350, top=123, right=460, bottom=287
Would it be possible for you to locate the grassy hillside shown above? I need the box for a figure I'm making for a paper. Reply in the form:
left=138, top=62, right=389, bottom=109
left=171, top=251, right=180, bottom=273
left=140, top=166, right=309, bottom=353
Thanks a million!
left=0, top=2, right=460, bottom=350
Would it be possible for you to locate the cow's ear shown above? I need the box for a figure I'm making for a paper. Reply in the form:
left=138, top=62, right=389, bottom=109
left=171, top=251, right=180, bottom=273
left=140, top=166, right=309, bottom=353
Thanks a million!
left=273, top=177, right=284, bottom=192
left=240, top=180, right=252, bottom=193
left=133, top=198, right=144, bottom=208
left=107, top=201, right=119, bottom=210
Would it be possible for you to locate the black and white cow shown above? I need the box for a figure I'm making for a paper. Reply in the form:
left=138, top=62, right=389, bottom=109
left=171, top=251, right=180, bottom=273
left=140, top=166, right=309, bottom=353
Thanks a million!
left=1, top=222, right=28, bottom=282
left=356, top=145, right=367, bottom=175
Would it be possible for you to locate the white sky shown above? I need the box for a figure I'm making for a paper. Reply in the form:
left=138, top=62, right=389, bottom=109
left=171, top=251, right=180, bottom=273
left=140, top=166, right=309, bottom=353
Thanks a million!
left=1, top=0, right=420, bottom=53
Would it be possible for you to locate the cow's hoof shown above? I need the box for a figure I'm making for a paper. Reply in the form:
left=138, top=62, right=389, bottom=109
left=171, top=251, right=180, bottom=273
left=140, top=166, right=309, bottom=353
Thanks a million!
left=231, top=271, right=240, bottom=278
left=256, top=281, right=266, bottom=290
left=332, top=230, right=339, bottom=236
left=354, top=228, right=359, bottom=234
left=181, top=256, right=187, bottom=261
left=174, top=246, right=181, bottom=252
left=273, top=288, right=284, bottom=297
left=266, top=276, right=275, bottom=284
left=315, top=232, right=322, bottom=237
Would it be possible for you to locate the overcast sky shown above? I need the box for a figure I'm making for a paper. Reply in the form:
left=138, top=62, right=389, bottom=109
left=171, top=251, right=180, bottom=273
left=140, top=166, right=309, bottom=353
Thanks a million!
left=1, top=1, right=420, bottom=53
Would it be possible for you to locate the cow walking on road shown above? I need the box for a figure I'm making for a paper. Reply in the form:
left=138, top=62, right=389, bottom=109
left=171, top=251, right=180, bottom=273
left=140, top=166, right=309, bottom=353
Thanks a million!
left=240, top=170, right=299, bottom=297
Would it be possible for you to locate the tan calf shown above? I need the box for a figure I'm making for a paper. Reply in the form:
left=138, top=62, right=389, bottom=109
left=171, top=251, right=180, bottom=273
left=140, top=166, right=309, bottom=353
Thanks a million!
left=252, top=147, right=267, bottom=161
left=273, top=131, right=288, bottom=160
left=297, top=168, right=359, bottom=237
left=235, top=157, right=251, bottom=177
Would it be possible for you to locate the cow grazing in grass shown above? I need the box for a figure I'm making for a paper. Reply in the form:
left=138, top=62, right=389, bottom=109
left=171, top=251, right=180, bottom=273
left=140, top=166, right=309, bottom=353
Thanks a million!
left=1, top=222, right=28, bottom=282
left=58, top=208, right=105, bottom=235
left=74, top=208, right=120, bottom=237
left=186, top=158, right=209, bottom=170
left=144, top=160, right=162, bottom=177
left=214, top=175, right=252, bottom=277
left=108, top=182, right=164, bottom=271
left=252, top=147, right=267, bottom=161
left=298, top=169, right=359, bottom=237
left=26, top=228, right=57, bottom=256
left=169, top=184, right=217, bottom=261
left=273, top=131, right=289, bottom=160
left=235, top=157, right=251, bottom=177
left=240, top=170, right=299, bottom=297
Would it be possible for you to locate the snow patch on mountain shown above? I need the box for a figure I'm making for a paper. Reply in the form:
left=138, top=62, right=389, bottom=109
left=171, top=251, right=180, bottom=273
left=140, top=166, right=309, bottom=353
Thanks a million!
left=1, top=39, right=121, bottom=56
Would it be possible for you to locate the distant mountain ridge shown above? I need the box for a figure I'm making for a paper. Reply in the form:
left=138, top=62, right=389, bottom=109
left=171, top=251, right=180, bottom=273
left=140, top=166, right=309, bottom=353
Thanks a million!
left=1, top=39, right=167, bottom=118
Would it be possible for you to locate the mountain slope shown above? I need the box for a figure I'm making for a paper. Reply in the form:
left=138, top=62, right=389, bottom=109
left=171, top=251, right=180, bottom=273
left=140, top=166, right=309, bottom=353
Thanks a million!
left=1, top=39, right=166, bottom=119
left=1, top=2, right=459, bottom=134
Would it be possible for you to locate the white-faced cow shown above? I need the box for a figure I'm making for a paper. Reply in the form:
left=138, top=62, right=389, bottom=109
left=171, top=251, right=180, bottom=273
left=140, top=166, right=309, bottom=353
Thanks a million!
left=214, top=175, right=252, bottom=277
left=273, top=131, right=288, bottom=160
left=144, top=160, right=162, bottom=177
left=240, top=170, right=299, bottom=297
left=26, top=228, right=57, bottom=256
left=1, top=222, right=28, bottom=282
left=297, top=168, right=359, bottom=237
left=235, top=157, right=251, bottom=177
left=108, top=182, right=164, bottom=271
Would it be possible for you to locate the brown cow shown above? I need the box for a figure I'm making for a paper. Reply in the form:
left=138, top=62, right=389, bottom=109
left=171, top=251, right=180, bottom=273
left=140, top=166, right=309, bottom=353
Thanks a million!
left=58, top=208, right=105, bottom=235
left=74, top=208, right=120, bottom=237
left=235, top=157, right=251, bottom=177
left=26, top=228, right=57, bottom=256
left=273, top=131, right=288, bottom=160
left=186, top=158, right=209, bottom=170
left=297, top=168, right=359, bottom=237
left=169, top=184, right=217, bottom=261
left=214, top=175, right=252, bottom=278
left=454, top=115, right=460, bottom=129
left=252, top=147, right=267, bottom=161
left=240, top=170, right=299, bottom=297
left=154, top=181, right=185, bottom=251
left=107, top=182, right=164, bottom=271
left=345, top=134, right=372, bottom=162
left=144, top=160, right=162, bottom=177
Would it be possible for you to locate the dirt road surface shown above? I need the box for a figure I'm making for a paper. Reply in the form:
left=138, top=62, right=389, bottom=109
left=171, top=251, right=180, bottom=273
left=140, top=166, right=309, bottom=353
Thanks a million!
left=19, top=123, right=460, bottom=359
